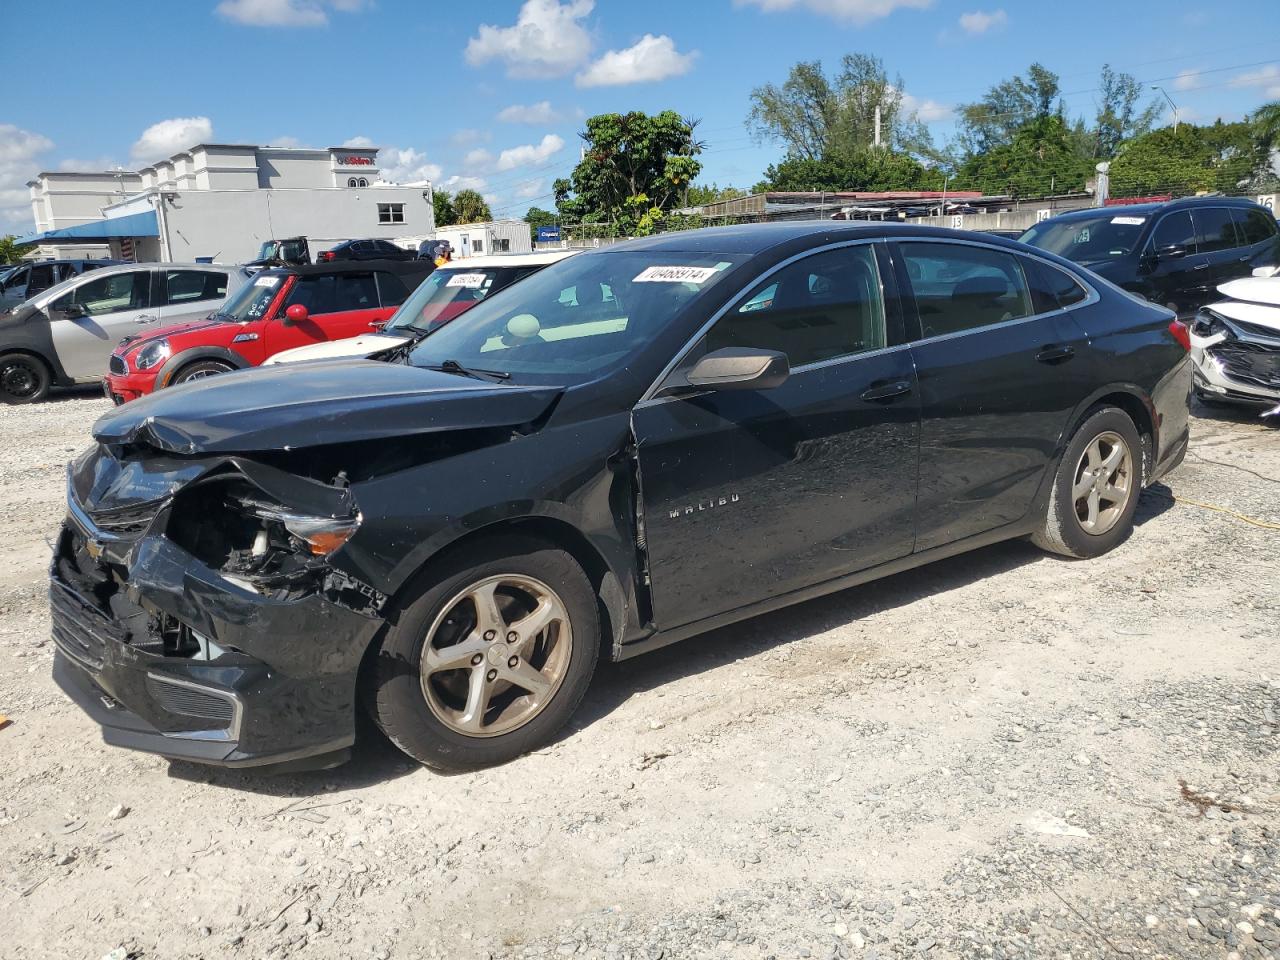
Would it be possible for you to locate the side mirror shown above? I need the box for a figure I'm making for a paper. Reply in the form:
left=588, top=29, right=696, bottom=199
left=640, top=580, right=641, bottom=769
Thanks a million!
left=52, top=300, right=88, bottom=319
left=282, top=303, right=309, bottom=326
left=685, top=347, right=790, bottom=392
left=1155, top=244, right=1187, bottom=261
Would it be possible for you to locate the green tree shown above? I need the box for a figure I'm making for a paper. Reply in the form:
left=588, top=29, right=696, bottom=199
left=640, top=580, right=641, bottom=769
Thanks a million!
left=553, top=111, right=703, bottom=234
left=1110, top=121, right=1268, bottom=198
left=951, top=114, right=1093, bottom=197
left=685, top=183, right=747, bottom=207
left=432, top=190, right=457, bottom=228
left=523, top=205, right=559, bottom=241
left=0, top=236, right=33, bottom=265
left=955, top=62, right=1062, bottom=157
left=1093, top=65, right=1161, bottom=160
left=453, top=189, right=492, bottom=224
left=748, top=54, right=934, bottom=160
left=1250, top=101, right=1280, bottom=153
left=754, top=149, right=931, bottom=192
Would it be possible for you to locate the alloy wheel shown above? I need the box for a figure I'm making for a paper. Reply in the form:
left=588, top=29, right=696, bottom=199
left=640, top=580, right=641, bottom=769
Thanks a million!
left=1072, top=431, right=1134, bottom=535
left=419, top=574, right=573, bottom=738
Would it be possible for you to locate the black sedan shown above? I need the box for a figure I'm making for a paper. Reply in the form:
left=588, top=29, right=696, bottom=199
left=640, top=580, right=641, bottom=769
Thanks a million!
left=53, top=223, right=1191, bottom=772
left=318, top=238, right=417, bottom=262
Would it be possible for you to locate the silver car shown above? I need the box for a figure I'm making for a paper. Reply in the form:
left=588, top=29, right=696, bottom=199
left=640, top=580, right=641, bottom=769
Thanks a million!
left=0, top=262, right=246, bottom=403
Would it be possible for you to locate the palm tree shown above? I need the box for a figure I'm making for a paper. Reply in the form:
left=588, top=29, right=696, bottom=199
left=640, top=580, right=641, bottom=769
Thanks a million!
left=1253, top=101, right=1280, bottom=151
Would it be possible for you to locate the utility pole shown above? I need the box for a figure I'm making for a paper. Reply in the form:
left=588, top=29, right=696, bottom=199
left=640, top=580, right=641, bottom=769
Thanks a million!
left=1152, top=86, right=1179, bottom=133
left=873, top=104, right=882, bottom=150
left=1094, top=161, right=1111, bottom=208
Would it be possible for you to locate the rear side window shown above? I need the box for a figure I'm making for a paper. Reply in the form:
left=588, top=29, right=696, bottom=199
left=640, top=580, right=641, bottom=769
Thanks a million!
left=28, top=264, right=57, bottom=295
left=375, top=271, right=410, bottom=306
left=1192, top=207, right=1241, bottom=253
left=900, top=243, right=1033, bottom=338
left=1150, top=211, right=1196, bottom=253
left=54, top=271, right=152, bottom=316
left=1233, top=207, right=1278, bottom=246
left=164, top=270, right=227, bottom=305
left=706, top=245, right=885, bottom=367
left=1023, top=258, right=1089, bottom=312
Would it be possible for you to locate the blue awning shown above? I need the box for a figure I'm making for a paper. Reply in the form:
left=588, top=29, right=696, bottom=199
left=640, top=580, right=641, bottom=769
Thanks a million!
left=17, top=209, right=158, bottom=245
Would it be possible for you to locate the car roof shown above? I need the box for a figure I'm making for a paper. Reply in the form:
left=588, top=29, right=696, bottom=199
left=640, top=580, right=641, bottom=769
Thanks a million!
left=17, top=258, right=124, bottom=267
left=261, top=259, right=434, bottom=277
left=439, top=251, right=580, bottom=269
left=1039, top=196, right=1266, bottom=223
left=51, top=261, right=231, bottom=278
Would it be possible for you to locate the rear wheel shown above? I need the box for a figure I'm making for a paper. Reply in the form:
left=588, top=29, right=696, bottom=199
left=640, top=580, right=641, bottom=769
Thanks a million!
left=171, top=359, right=233, bottom=385
left=1033, top=406, right=1142, bottom=559
left=369, top=537, right=600, bottom=771
left=0, top=353, right=51, bottom=404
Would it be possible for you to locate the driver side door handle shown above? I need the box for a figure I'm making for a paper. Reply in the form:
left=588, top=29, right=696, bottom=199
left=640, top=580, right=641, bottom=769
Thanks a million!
left=859, top=380, right=913, bottom=402
left=1035, top=345, right=1075, bottom=365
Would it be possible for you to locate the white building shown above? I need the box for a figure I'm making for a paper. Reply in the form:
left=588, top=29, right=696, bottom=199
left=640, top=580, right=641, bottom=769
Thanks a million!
left=400, top=220, right=532, bottom=258
left=21, top=143, right=434, bottom=263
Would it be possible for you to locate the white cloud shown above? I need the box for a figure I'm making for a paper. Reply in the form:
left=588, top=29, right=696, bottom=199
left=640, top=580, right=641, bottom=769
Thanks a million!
left=130, top=117, right=214, bottom=164
left=497, top=101, right=562, bottom=124
left=899, top=91, right=952, bottom=122
left=733, top=0, right=932, bottom=25
left=1230, top=64, right=1280, bottom=99
left=0, top=125, right=53, bottom=229
left=267, top=135, right=305, bottom=148
left=342, top=135, right=376, bottom=148
left=1173, top=68, right=1202, bottom=92
left=442, top=175, right=488, bottom=192
left=957, top=8, right=1006, bottom=34
left=464, top=148, right=496, bottom=169
left=378, top=147, right=442, bottom=185
left=215, top=0, right=367, bottom=27
left=515, top=179, right=546, bottom=199
left=465, top=0, right=594, bottom=78
left=496, top=134, right=565, bottom=172
left=576, top=34, right=697, bottom=88
left=451, top=128, right=491, bottom=146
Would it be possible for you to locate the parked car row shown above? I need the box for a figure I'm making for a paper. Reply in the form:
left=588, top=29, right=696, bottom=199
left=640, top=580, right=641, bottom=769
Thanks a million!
left=51, top=221, right=1193, bottom=774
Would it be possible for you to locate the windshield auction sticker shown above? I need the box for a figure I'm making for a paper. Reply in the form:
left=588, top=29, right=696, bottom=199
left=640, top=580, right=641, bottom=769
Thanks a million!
left=633, top=266, right=719, bottom=284
left=1110, top=216, right=1146, bottom=225
left=253, top=276, right=280, bottom=287
left=445, top=273, right=488, bottom=288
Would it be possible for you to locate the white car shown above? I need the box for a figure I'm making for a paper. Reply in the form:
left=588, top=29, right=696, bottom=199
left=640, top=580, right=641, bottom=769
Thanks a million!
left=264, top=250, right=578, bottom=365
left=1189, top=266, right=1280, bottom=410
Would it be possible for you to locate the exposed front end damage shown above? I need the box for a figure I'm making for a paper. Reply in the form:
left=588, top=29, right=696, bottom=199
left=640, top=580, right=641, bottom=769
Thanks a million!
left=53, top=444, right=387, bottom=768
left=1190, top=301, right=1280, bottom=409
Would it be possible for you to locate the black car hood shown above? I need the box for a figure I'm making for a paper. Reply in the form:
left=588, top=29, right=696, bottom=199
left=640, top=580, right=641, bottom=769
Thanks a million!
left=93, top=360, right=562, bottom=454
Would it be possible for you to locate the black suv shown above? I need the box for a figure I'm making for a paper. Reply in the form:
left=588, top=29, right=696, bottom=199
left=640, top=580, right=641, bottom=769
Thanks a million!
left=1020, top=197, right=1280, bottom=318
left=318, top=239, right=417, bottom=262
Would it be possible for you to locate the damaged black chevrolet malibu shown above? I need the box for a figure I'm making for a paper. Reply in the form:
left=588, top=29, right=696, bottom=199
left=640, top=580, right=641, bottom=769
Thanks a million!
left=54, top=223, right=1191, bottom=772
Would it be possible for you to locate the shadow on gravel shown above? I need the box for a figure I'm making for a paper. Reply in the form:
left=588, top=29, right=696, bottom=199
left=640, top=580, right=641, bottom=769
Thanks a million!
left=1191, top=396, right=1276, bottom=426
left=176, top=487, right=1179, bottom=793
left=44, top=385, right=109, bottom=405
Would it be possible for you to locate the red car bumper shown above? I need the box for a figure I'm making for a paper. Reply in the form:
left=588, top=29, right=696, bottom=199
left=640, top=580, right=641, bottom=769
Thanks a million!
left=102, top=371, right=159, bottom=405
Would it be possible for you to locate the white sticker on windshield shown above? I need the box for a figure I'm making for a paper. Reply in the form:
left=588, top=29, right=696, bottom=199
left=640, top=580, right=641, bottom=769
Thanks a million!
left=633, top=266, right=719, bottom=284
left=253, top=276, right=280, bottom=288
left=445, top=273, right=488, bottom=288
left=1111, top=216, right=1146, bottom=225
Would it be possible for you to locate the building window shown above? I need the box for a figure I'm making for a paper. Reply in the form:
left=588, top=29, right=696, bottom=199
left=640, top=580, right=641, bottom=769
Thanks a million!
left=348, top=177, right=358, bottom=188
left=473, top=238, right=484, bottom=253
left=494, top=238, right=511, bottom=253
left=358, top=178, right=368, bottom=187
left=377, top=203, right=405, bottom=224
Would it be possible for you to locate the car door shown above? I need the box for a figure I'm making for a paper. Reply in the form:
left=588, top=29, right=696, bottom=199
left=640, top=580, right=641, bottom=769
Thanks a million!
left=1193, top=206, right=1247, bottom=294
left=157, top=268, right=230, bottom=326
left=893, top=240, right=1093, bottom=552
left=264, top=271, right=383, bottom=354
left=1141, top=210, right=1210, bottom=317
left=47, top=269, right=160, bottom=380
left=633, top=242, right=920, bottom=630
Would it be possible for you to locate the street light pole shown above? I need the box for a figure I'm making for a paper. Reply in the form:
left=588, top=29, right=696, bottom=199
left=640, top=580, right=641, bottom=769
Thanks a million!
left=1152, top=85, right=1179, bottom=133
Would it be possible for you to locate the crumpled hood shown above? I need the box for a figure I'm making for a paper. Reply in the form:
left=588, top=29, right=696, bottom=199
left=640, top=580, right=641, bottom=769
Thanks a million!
left=92, top=360, right=561, bottom=454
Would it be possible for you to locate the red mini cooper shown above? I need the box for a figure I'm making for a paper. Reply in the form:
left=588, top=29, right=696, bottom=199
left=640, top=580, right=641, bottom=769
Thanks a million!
left=103, top=260, right=433, bottom=403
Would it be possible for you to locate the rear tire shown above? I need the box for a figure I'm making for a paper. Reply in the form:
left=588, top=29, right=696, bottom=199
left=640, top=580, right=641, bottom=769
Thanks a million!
left=369, top=536, right=600, bottom=771
left=170, top=359, right=233, bottom=385
left=0, top=352, right=51, bottom=404
left=1033, top=406, right=1143, bottom=559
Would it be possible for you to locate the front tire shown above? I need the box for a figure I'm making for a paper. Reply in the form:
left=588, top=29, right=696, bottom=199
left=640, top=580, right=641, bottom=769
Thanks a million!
left=369, top=537, right=600, bottom=771
left=1033, top=406, right=1142, bottom=559
left=170, top=359, right=233, bottom=385
left=0, top=352, right=51, bottom=404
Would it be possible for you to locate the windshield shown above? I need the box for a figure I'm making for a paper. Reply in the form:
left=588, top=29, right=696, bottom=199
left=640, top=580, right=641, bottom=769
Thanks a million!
left=1020, top=214, right=1147, bottom=262
left=387, top=267, right=518, bottom=333
left=214, top=274, right=284, bottom=321
left=406, top=251, right=746, bottom=384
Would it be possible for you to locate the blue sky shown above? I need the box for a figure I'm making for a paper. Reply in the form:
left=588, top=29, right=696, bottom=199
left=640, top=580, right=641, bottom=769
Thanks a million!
left=4, top=0, right=1279, bottom=230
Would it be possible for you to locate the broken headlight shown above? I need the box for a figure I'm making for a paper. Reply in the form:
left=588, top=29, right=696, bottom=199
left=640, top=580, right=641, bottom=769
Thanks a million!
left=135, top=338, right=171, bottom=371
left=247, top=503, right=361, bottom=556
left=1191, top=310, right=1228, bottom=340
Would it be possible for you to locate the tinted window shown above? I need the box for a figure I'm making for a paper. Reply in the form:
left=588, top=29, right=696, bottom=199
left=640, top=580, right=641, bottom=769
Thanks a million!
left=1193, top=207, right=1241, bottom=253
left=335, top=273, right=379, bottom=310
left=1019, top=214, right=1146, bottom=262
left=706, top=246, right=885, bottom=367
left=53, top=271, right=151, bottom=316
left=28, top=264, right=57, bottom=294
left=1024, top=257, right=1088, bottom=312
left=901, top=243, right=1033, bottom=338
left=375, top=271, right=411, bottom=306
left=1151, top=211, right=1196, bottom=253
left=164, top=270, right=227, bottom=305
left=286, top=273, right=377, bottom=313
left=1233, top=207, right=1277, bottom=246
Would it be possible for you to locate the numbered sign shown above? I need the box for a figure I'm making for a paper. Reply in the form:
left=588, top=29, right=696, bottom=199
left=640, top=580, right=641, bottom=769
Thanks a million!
left=1258, top=194, right=1276, bottom=212
left=951, top=215, right=964, bottom=229
left=1036, top=209, right=1052, bottom=222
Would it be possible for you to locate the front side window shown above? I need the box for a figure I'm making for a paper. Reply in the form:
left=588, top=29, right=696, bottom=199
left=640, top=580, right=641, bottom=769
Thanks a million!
left=52, top=271, right=152, bottom=316
left=375, top=271, right=411, bottom=306
left=28, top=264, right=56, bottom=295
left=377, top=203, right=405, bottom=225
left=1192, top=207, right=1241, bottom=253
left=407, top=251, right=745, bottom=383
left=901, top=243, right=1033, bottom=338
left=704, top=245, right=885, bottom=367
left=334, top=273, right=379, bottom=310
left=1150, top=211, right=1197, bottom=254
left=1233, top=207, right=1277, bottom=246
left=164, top=270, right=227, bottom=305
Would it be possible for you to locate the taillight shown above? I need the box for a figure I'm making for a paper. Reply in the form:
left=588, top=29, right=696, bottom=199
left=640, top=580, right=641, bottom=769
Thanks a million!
left=319, top=251, right=334, bottom=262
left=1168, top=319, right=1191, bottom=352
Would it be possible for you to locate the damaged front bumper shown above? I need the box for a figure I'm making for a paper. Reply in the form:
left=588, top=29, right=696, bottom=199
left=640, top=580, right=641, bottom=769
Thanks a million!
left=52, top=449, right=387, bottom=769
left=1190, top=309, right=1280, bottom=407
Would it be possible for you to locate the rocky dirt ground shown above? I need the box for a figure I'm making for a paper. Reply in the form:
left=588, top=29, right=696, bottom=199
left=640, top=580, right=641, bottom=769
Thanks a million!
left=0, top=388, right=1277, bottom=960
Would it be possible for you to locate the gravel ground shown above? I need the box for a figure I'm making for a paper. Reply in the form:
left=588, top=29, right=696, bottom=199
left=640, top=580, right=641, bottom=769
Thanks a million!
left=0, top=388, right=1277, bottom=960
